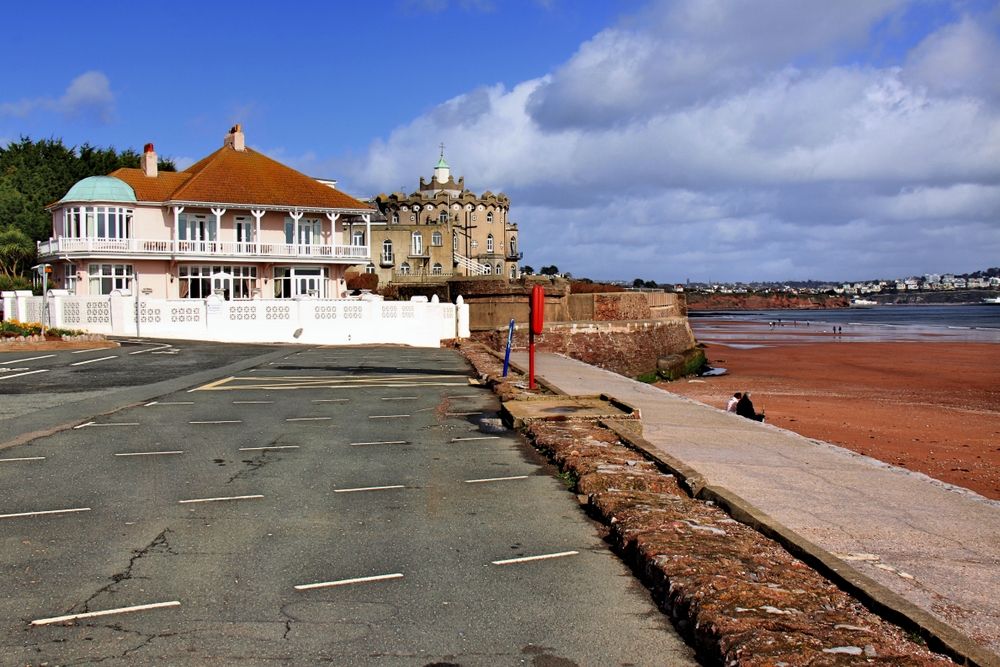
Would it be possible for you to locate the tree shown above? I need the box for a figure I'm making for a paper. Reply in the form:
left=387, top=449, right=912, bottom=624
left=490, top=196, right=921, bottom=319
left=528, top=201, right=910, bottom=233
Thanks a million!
left=644, top=280, right=658, bottom=289
left=0, top=227, right=35, bottom=279
left=633, top=278, right=645, bottom=287
left=540, top=265, right=559, bottom=276
left=521, top=265, right=534, bottom=275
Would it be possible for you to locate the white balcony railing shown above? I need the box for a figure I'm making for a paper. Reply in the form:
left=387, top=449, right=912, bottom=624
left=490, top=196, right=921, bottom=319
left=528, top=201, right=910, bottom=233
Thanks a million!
left=38, top=237, right=370, bottom=261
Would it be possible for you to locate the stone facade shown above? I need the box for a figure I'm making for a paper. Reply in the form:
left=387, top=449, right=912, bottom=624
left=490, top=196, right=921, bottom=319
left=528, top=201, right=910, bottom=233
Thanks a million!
left=348, top=156, right=521, bottom=286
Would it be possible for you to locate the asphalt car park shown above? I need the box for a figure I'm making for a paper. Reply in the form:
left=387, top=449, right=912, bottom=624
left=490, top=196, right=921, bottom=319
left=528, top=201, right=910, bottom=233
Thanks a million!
left=0, top=345, right=697, bottom=666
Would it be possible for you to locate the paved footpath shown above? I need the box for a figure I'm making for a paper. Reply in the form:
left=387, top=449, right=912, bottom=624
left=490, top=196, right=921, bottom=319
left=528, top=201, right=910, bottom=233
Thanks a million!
left=514, top=351, right=1000, bottom=656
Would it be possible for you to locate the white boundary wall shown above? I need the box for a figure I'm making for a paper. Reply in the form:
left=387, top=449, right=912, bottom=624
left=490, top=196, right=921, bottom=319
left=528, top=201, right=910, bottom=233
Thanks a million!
left=2, top=291, right=469, bottom=348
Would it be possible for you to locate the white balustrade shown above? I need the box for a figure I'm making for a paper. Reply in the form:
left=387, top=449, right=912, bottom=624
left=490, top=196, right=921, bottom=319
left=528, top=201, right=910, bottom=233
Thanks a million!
left=37, top=237, right=370, bottom=261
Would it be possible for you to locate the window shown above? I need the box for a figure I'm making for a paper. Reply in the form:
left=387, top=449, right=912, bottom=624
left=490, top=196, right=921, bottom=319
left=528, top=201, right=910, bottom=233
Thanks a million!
left=285, top=218, right=321, bottom=246
left=381, top=239, right=394, bottom=264
left=496, top=263, right=503, bottom=275
left=352, top=230, right=365, bottom=246
left=410, top=215, right=416, bottom=222
left=486, top=234, right=494, bottom=253
left=179, top=265, right=257, bottom=299
left=412, top=231, right=423, bottom=255
left=453, top=234, right=458, bottom=251
left=89, top=263, right=133, bottom=295
left=399, top=262, right=411, bottom=275
left=64, top=206, right=132, bottom=239
left=64, top=264, right=77, bottom=291
left=235, top=217, right=255, bottom=248
left=365, top=263, right=376, bottom=274
left=487, top=212, right=493, bottom=223
left=432, top=263, right=443, bottom=275
left=179, top=214, right=217, bottom=243
left=483, top=263, right=492, bottom=275
left=510, top=264, right=517, bottom=280
left=274, top=266, right=327, bottom=299
left=465, top=204, right=473, bottom=211
left=392, top=213, right=399, bottom=224
left=431, top=231, right=443, bottom=246
left=438, top=210, right=448, bottom=224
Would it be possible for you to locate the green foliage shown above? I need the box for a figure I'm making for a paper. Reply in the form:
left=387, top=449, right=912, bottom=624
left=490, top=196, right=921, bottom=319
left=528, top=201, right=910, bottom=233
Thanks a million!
left=0, top=274, right=32, bottom=291
left=0, top=319, right=83, bottom=337
left=521, top=265, right=534, bottom=275
left=0, top=137, right=176, bottom=246
left=637, top=370, right=659, bottom=383
left=540, top=265, right=559, bottom=276
left=0, top=227, right=35, bottom=278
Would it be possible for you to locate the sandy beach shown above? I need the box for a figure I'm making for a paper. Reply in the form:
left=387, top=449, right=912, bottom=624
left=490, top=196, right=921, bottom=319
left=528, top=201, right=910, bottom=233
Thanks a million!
left=664, top=320, right=1000, bottom=501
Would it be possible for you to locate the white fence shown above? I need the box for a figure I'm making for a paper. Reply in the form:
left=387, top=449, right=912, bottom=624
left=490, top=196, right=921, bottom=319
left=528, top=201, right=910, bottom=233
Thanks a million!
left=2, top=290, right=469, bottom=348
left=37, top=237, right=370, bottom=261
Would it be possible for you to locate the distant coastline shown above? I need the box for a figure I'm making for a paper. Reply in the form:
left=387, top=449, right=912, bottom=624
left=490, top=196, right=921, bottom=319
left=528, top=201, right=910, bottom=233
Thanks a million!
left=685, top=288, right=1000, bottom=310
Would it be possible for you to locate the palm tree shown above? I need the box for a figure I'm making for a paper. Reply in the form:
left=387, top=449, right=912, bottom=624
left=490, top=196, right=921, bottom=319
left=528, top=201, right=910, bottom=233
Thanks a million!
left=0, top=227, right=35, bottom=279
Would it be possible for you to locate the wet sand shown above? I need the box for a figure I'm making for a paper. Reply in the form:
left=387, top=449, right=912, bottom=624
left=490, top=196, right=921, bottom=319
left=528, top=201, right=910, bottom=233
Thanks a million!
left=663, top=321, right=1000, bottom=501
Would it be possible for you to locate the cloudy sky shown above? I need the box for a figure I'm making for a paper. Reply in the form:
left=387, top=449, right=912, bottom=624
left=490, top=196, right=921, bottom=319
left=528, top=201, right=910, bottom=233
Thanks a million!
left=2, top=0, right=998, bottom=283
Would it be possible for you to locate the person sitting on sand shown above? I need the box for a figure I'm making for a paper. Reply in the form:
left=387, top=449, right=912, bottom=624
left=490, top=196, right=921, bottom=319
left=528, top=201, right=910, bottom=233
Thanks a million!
left=736, top=392, right=765, bottom=422
left=726, top=392, right=741, bottom=412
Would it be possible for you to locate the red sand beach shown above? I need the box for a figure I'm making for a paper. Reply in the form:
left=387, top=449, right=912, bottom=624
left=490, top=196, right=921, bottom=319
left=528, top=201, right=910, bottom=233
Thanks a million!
left=663, top=322, right=1000, bottom=501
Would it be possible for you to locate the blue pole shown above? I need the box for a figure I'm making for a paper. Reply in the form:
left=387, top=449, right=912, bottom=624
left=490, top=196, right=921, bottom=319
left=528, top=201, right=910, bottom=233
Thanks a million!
left=503, top=318, right=515, bottom=377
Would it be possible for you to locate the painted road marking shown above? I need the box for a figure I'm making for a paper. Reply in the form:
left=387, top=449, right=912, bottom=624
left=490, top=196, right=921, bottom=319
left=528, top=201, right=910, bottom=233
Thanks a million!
left=190, top=375, right=467, bottom=391
left=0, top=457, right=45, bottom=463
left=74, top=422, right=139, bottom=429
left=145, top=401, right=194, bottom=407
left=334, top=485, right=404, bottom=493
left=69, top=355, right=118, bottom=366
left=0, top=507, right=90, bottom=520
left=70, top=347, right=109, bottom=354
left=350, top=441, right=409, bottom=447
left=115, top=451, right=184, bottom=457
left=178, top=495, right=263, bottom=504
left=369, top=414, right=410, bottom=419
left=31, top=601, right=180, bottom=626
left=312, top=398, right=349, bottom=403
left=128, top=344, right=173, bottom=355
left=447, top=412, right=482, bottom=416
left=0, top=369, right=49, bottom=380
left=381, top=396, right=417, bottom=401
left=234, top=401, right=273, bottom=404
left=465, top=475, right=528, bottom=484
left=287, top=417, right=331, bottom=422
left=491, top=551, right=579, bottom=566
left=294, top=573, right=402, bottom=591
left=189, top=420, right=242, bottom=425
left=3, top=354, right=56, bottom=364
left=239, top=445, right=300, bottom=451
left=451, top=436, right=500, bottom=442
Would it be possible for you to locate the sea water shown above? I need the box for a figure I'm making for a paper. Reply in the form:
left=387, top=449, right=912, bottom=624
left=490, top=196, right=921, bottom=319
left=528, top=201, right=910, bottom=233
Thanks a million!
left=689, top=304, right=1000, bottom=343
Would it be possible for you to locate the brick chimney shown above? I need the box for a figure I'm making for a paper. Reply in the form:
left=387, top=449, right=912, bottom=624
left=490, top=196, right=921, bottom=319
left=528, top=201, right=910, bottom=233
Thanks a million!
left=140, top=143, right=157, bottom=178
left=224, top=124, right=245, bottom=151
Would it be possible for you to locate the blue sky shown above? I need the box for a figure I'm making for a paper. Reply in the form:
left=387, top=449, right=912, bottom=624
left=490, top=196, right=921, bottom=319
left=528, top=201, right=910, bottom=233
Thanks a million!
left=2, top=0, right=999, bottom=283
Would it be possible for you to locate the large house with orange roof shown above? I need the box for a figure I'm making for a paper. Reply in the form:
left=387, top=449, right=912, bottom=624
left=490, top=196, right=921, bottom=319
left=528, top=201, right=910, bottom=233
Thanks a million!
left=39, top=126, right=374, bottom=300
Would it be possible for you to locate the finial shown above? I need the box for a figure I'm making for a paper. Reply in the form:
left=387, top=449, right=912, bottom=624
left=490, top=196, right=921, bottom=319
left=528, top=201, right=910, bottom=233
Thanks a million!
left=439, top=142, right=445, bottom=158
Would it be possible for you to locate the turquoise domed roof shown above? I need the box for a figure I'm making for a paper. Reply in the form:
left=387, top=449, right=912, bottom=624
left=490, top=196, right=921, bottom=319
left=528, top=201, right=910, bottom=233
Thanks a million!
left=61, top=176, right=136, bottom=203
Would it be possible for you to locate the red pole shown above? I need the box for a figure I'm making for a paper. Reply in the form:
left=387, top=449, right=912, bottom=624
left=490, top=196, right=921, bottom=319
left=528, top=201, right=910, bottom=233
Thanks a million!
left=529, top=327, right=535, bottom=390
left=529, top=285, right=544, bottom=390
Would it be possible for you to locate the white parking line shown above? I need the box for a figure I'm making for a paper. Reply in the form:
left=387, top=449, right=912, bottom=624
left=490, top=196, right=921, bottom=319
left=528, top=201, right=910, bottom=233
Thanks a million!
left=3, top=354, right=56, bottom=364
left=334, top=485, right=404, bottom=493
left=69, top=355, right=118, bottom=366
left=491, top=551, right=579, bottom=566
left=369, top=414, right=410, bottom=419
left=447, top=412, right=482, bottom=416
left=178, top=495, right=263, bottom=504
left=73, top=422, right=139, bottom=429
left=115, top=451, right=184, bottom=457
left=70, top=347, right=110, bottom=354
left=0, top=369, right=49, bottom=380
left=350, top=441, right=409, bottom=447
left=381, top=396, right=417, bottom=401
left=31, top=600, right=180, bottom=626
left=0, top=457, right=45, bottom=463
left=451, top=436, right=500, bottom=442
left=189, top=420, right=242, bottom=424
left=239, top=445, right=300, bottom=451
left=234, top=401, right=273, bottom=404
left=311, top=398, right=349, bottom=403
left=465, top=475, right=528, bottom=484
left=128, top=344, right=173, bottom=355
left=145, top=401, right=194, bottom=407
left=0, top=507, right=91, bottom=520
left=294, top=573, right=403, bottom=590
left=287, top=417, right=331, bottom=421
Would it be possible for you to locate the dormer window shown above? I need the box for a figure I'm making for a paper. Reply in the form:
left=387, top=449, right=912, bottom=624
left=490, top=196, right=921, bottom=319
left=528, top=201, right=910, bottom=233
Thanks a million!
left=392, top=213, right=399, bottom=224
left=487, top=212, right=493, bottom=223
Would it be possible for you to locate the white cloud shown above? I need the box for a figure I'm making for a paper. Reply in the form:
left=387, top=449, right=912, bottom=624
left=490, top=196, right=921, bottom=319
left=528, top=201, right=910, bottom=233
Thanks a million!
left=330, top=0, right=1000, bottom=281
left=0, top=71, right=116, bottom=125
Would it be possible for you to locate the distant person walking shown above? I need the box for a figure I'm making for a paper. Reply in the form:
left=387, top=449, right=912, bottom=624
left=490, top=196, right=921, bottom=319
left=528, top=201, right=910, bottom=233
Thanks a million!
left=726, top=392, right=742, bottom=413
left=736, top=392, right=765, bottom=422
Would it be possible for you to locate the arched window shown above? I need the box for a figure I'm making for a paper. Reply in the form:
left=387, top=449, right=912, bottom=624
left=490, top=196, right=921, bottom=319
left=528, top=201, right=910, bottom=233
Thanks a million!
left=486, top=234, right=494, bottom=253
left=431, top=231, right=443, bottom=246
left=392, top=213, right=399, bottom=224
left=483, top=263, right=492, bottom=275
left=412, top=231, right=423, bottom=255
left=510, top=264, right=517, bottom=279
left=438, top=210, right=448, bottom=224
left=453, top=234, right=458, bottom=251
left=432, top=263, right=443, bottom=275
left=352, top=230, right=365, bottom=246
left=496, top=263, right=503, bottom=275
left=509, top=237, right=516, bottom=255
left=365, top=263, right=376, bottom=274
left=399, top=262, right=411, bottom=275
left=381, top=239, right=393, bottom=264
left=487, top=212, right=493, bottom=223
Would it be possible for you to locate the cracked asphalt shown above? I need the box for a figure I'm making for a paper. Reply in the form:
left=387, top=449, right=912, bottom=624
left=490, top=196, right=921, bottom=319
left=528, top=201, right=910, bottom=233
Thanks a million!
left=0, top=345, right=697, bottom=666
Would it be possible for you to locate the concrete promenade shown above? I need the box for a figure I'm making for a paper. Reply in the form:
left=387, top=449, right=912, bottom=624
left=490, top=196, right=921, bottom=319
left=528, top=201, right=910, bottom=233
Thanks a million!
left=513, top=351, right=1000, bottom=657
